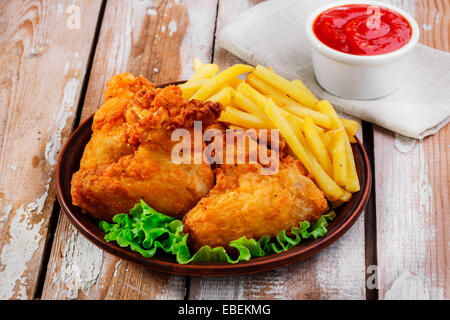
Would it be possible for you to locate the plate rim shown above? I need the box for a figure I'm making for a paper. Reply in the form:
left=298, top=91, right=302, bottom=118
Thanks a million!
left=56, top=81, right=372, bottom=276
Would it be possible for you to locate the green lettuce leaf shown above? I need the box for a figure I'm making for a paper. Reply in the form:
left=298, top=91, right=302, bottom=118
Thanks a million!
left=100, top=200, right=335, bottom=264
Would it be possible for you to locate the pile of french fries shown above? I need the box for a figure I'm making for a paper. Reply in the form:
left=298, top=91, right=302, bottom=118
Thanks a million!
left=180, top=58, right=360, bottom=204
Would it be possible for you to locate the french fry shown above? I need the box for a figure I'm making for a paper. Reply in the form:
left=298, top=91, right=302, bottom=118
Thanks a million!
left=291, top=79, right=318, bottom=105
left=341, top=118, right=359, bottom=137
left=192, top=64, right=255, bottom=101
left=310, top=153, right=348, bottom=201
left=295, top=128, right=346, bottom=201
left=322, top=129, right=356, bottom=160
left=219, top=106, right=274, bottom=129
left=179, top=79, right=208, bottom=100
left=348, top=135, right=357, bottom=144
left=209, top=87, right=235, bottom=106
left=283, top=112, right=306, bottom=134
left=252, top=65, right=318, bottom=108
left=340, top=189, right=352, bottom=202
left=282, top=105, right=332, bottom=129
left=275, top=96, right=356, bottom=137
left=322, top=129, right=335, bottom=153
left=193, top=57, right=203, bottom=72
left=248, top=73, right=358, bottom=139
left=274, top=101, right=326, bottom=135
left=247, top=74, right=332, bottom=128
left=303, top=116, right=333, bottom=177
left=187, top=63, right=219, bottom=83
left=262, top=98, right=312, bottom=173
left=234, top=90, right=270, bottom=122
left=318, top=100, right=360, bottom=193
left=282, top=102, right=358, bottom=139
left=239, top=82, right=324, bottom=135
left=331, top=128, right=347, bottom=187
left=237, top=82, right=271, bottom=112
left=237, top=82, right=314, bottom=172
left=247, top=73, right=291, bottom=102
left=265, top=94, right=284, bottom=107
left=317, top=127, right=324, bottom=139
left=228, top=77, right=245, bottom=89
left=247, top=73, right=309, bottom=108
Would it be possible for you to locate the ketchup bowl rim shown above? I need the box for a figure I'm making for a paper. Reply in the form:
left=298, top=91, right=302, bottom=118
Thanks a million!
left=305, top=0, right=420, bottom=66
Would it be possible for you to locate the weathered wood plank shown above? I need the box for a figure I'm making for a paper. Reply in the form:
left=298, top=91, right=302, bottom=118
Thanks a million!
left=417, top=0, right=449, bottom=51
left=41, top=0, right=219, bottom=300
left=0, top=0, right=102, bottom=300
left=375, top=0, right=449, bottom=300
left=188, top=0, right=367, bottom=300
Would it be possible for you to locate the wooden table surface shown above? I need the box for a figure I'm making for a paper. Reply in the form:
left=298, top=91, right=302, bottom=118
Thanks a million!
left=0, top=0, right=448, bottom=300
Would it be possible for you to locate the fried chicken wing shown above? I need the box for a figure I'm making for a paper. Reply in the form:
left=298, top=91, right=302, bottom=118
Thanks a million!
left=71, top=138, right=215, bottom=221
left=79, top=73, right=153, bottom=171
left=183, top=154, right=329, bottom=250
left=71, top=73, right=222, bottom=221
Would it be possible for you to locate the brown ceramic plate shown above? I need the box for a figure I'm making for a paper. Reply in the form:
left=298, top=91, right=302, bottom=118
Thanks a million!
left=56, top=81, right=372, bottom=276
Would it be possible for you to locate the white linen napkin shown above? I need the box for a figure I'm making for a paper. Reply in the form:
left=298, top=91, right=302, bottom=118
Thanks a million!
left=218, top=0, right=450, bottom=139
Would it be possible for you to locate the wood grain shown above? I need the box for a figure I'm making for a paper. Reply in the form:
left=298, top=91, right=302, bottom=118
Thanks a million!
left=32, top=0, right=449, bottom=300
left=41, top=0, right=219, bottom=300
left=374, top=0, right=449, bottom=300
left=0, top=0, right=102, bottom=300
left=417, top=0, right=449, bottom=51
left=188, top=0, right=367, bottom=300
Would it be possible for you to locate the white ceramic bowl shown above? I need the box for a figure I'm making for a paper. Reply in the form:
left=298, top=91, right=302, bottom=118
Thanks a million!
left=305, top=1, right=420, bottom=100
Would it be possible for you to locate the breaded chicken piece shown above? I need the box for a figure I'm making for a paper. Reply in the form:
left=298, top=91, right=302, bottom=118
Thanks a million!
left=71, top=73, right=222, bottom=221
left=71, top=137, right=215, bottom=221
left=79, top=73, right=153, bottom=171
left=183, top=156, right=329, bottom=250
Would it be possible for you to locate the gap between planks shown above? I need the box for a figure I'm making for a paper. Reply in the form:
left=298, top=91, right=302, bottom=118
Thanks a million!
left=32, top=0, right=108, bottom=300
left=362, top=121, right=378, bottom=301
left=0, top=0, right=105, bottom=300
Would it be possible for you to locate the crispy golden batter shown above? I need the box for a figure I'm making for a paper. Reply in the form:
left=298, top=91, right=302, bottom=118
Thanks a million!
left=183, top=156, right=329, bottom=250
left=71, top=73, right=222, bottom=221
left=71, top=139, right=215, bottom=221
left=125, top=85, right=222, bottom=145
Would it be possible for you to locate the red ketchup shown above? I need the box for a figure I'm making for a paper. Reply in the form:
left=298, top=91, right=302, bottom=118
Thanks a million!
left=313, top=4, right=412, bottom=56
